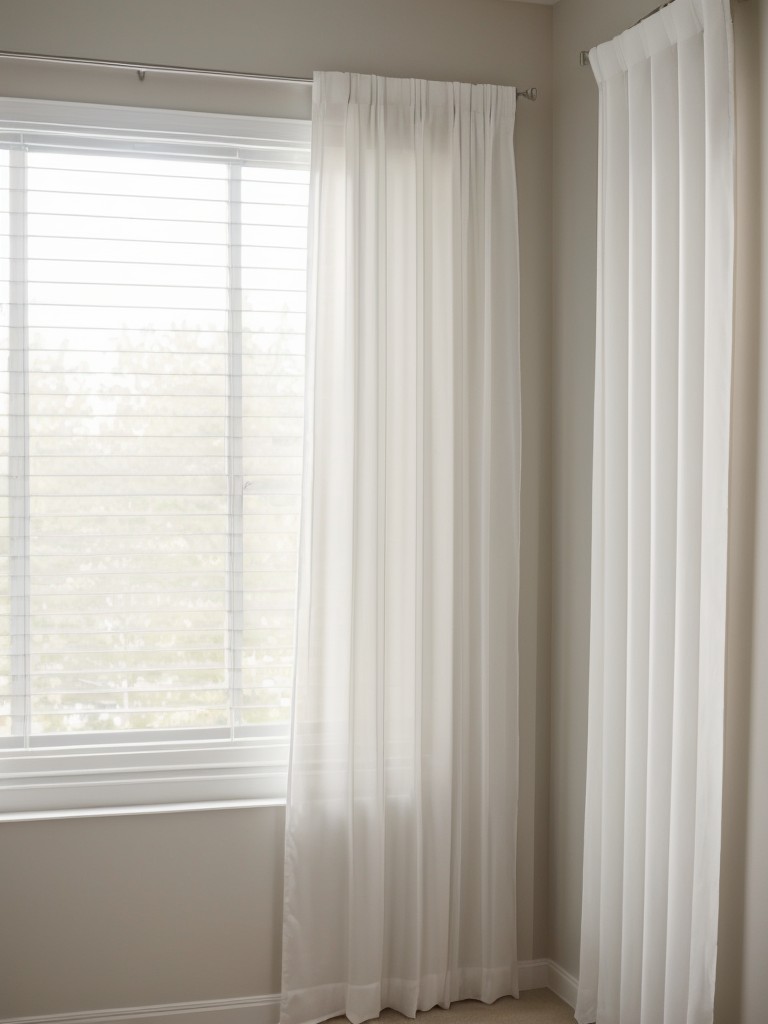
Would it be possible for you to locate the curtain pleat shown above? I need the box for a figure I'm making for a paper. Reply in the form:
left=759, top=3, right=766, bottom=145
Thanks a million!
left=281, top=72, right=521, bottom=1024
left=620, top=51, right=652, bottom=1024
left=576, top=2, right=734, bottom=1023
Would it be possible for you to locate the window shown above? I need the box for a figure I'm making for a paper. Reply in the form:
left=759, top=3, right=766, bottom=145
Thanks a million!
left=0, top=99, right=310, bottom=815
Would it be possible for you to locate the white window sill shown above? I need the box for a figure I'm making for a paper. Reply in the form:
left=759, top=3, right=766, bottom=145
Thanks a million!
left=0, top=796, right=287, bottom=823
left=0, top=735, right=289, bottom=818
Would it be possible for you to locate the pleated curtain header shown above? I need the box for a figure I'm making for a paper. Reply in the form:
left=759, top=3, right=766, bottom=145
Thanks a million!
left=312, top=71, right=517, bottom=121
left=589, top=0, right=728, bottom=83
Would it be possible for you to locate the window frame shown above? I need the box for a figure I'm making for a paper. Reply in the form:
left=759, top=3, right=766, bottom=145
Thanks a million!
left=0, top=98, right=310, bottom=816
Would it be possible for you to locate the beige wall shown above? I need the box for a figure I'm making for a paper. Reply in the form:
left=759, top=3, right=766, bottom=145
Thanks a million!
left=0, top=808, right=286, bottom=1014
left=0, top=1, right=554, bottom=1016
left=717, top=1, right=768, bottom=1021
left=551, top=3, right=768, bottom=1023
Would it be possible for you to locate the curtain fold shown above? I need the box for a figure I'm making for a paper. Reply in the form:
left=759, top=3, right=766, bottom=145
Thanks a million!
left=281, top=72, right=521, bottom=1024
left=576, top=1, right=734, bottom=1023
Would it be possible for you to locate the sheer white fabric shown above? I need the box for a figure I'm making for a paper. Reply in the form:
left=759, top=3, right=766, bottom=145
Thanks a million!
left=576, top=2, right=735, bottom=1023
left=281, top=72, right=521, bottom=1024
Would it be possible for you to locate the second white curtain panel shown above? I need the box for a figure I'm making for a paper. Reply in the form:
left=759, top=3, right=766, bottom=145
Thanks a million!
left=281, top=72, right=522, bottom=1024
left=576, top=1, right=735, bottom=1022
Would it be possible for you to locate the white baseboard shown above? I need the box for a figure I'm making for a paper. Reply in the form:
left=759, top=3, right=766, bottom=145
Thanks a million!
left=546, top=960, right=579, bottom=1008
left=518, top=958, right=577, bottom=1008
left=1, top=963, right=579, bottom=1024
left=517, top=958, right=551, bottom=991
left=0, top=995, right=280, bottom=1024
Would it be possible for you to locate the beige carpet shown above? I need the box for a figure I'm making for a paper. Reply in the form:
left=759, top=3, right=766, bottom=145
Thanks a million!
left=335, top=992, right=575, bottom=1024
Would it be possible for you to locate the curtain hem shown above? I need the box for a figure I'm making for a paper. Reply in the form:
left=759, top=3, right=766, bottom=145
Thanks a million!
left=280, top=966, right=520, bottom=1024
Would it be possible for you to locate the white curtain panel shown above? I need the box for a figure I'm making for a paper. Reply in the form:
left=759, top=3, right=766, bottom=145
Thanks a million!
left=576, top=1, right=734, bottom=1023
left=281, top=72, right=521, bottom=1024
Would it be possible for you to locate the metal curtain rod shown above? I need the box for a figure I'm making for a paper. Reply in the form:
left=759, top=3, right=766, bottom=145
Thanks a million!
left=632, top=0, right=674, bottom=26
left=0, top=50, right=538, bottom=101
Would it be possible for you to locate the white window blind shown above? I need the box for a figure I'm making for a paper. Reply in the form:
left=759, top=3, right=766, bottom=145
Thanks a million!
left=0, top=99, right=310, bottom=815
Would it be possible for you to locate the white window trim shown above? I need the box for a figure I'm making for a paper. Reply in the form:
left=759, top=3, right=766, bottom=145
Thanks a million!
left=1, top=797, right=287, bottom=823
left=0, top=97, right=309, bottom=816
left=0, top=96, right=311, bottom=159
left=0, top=737, right=290, bottom=818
